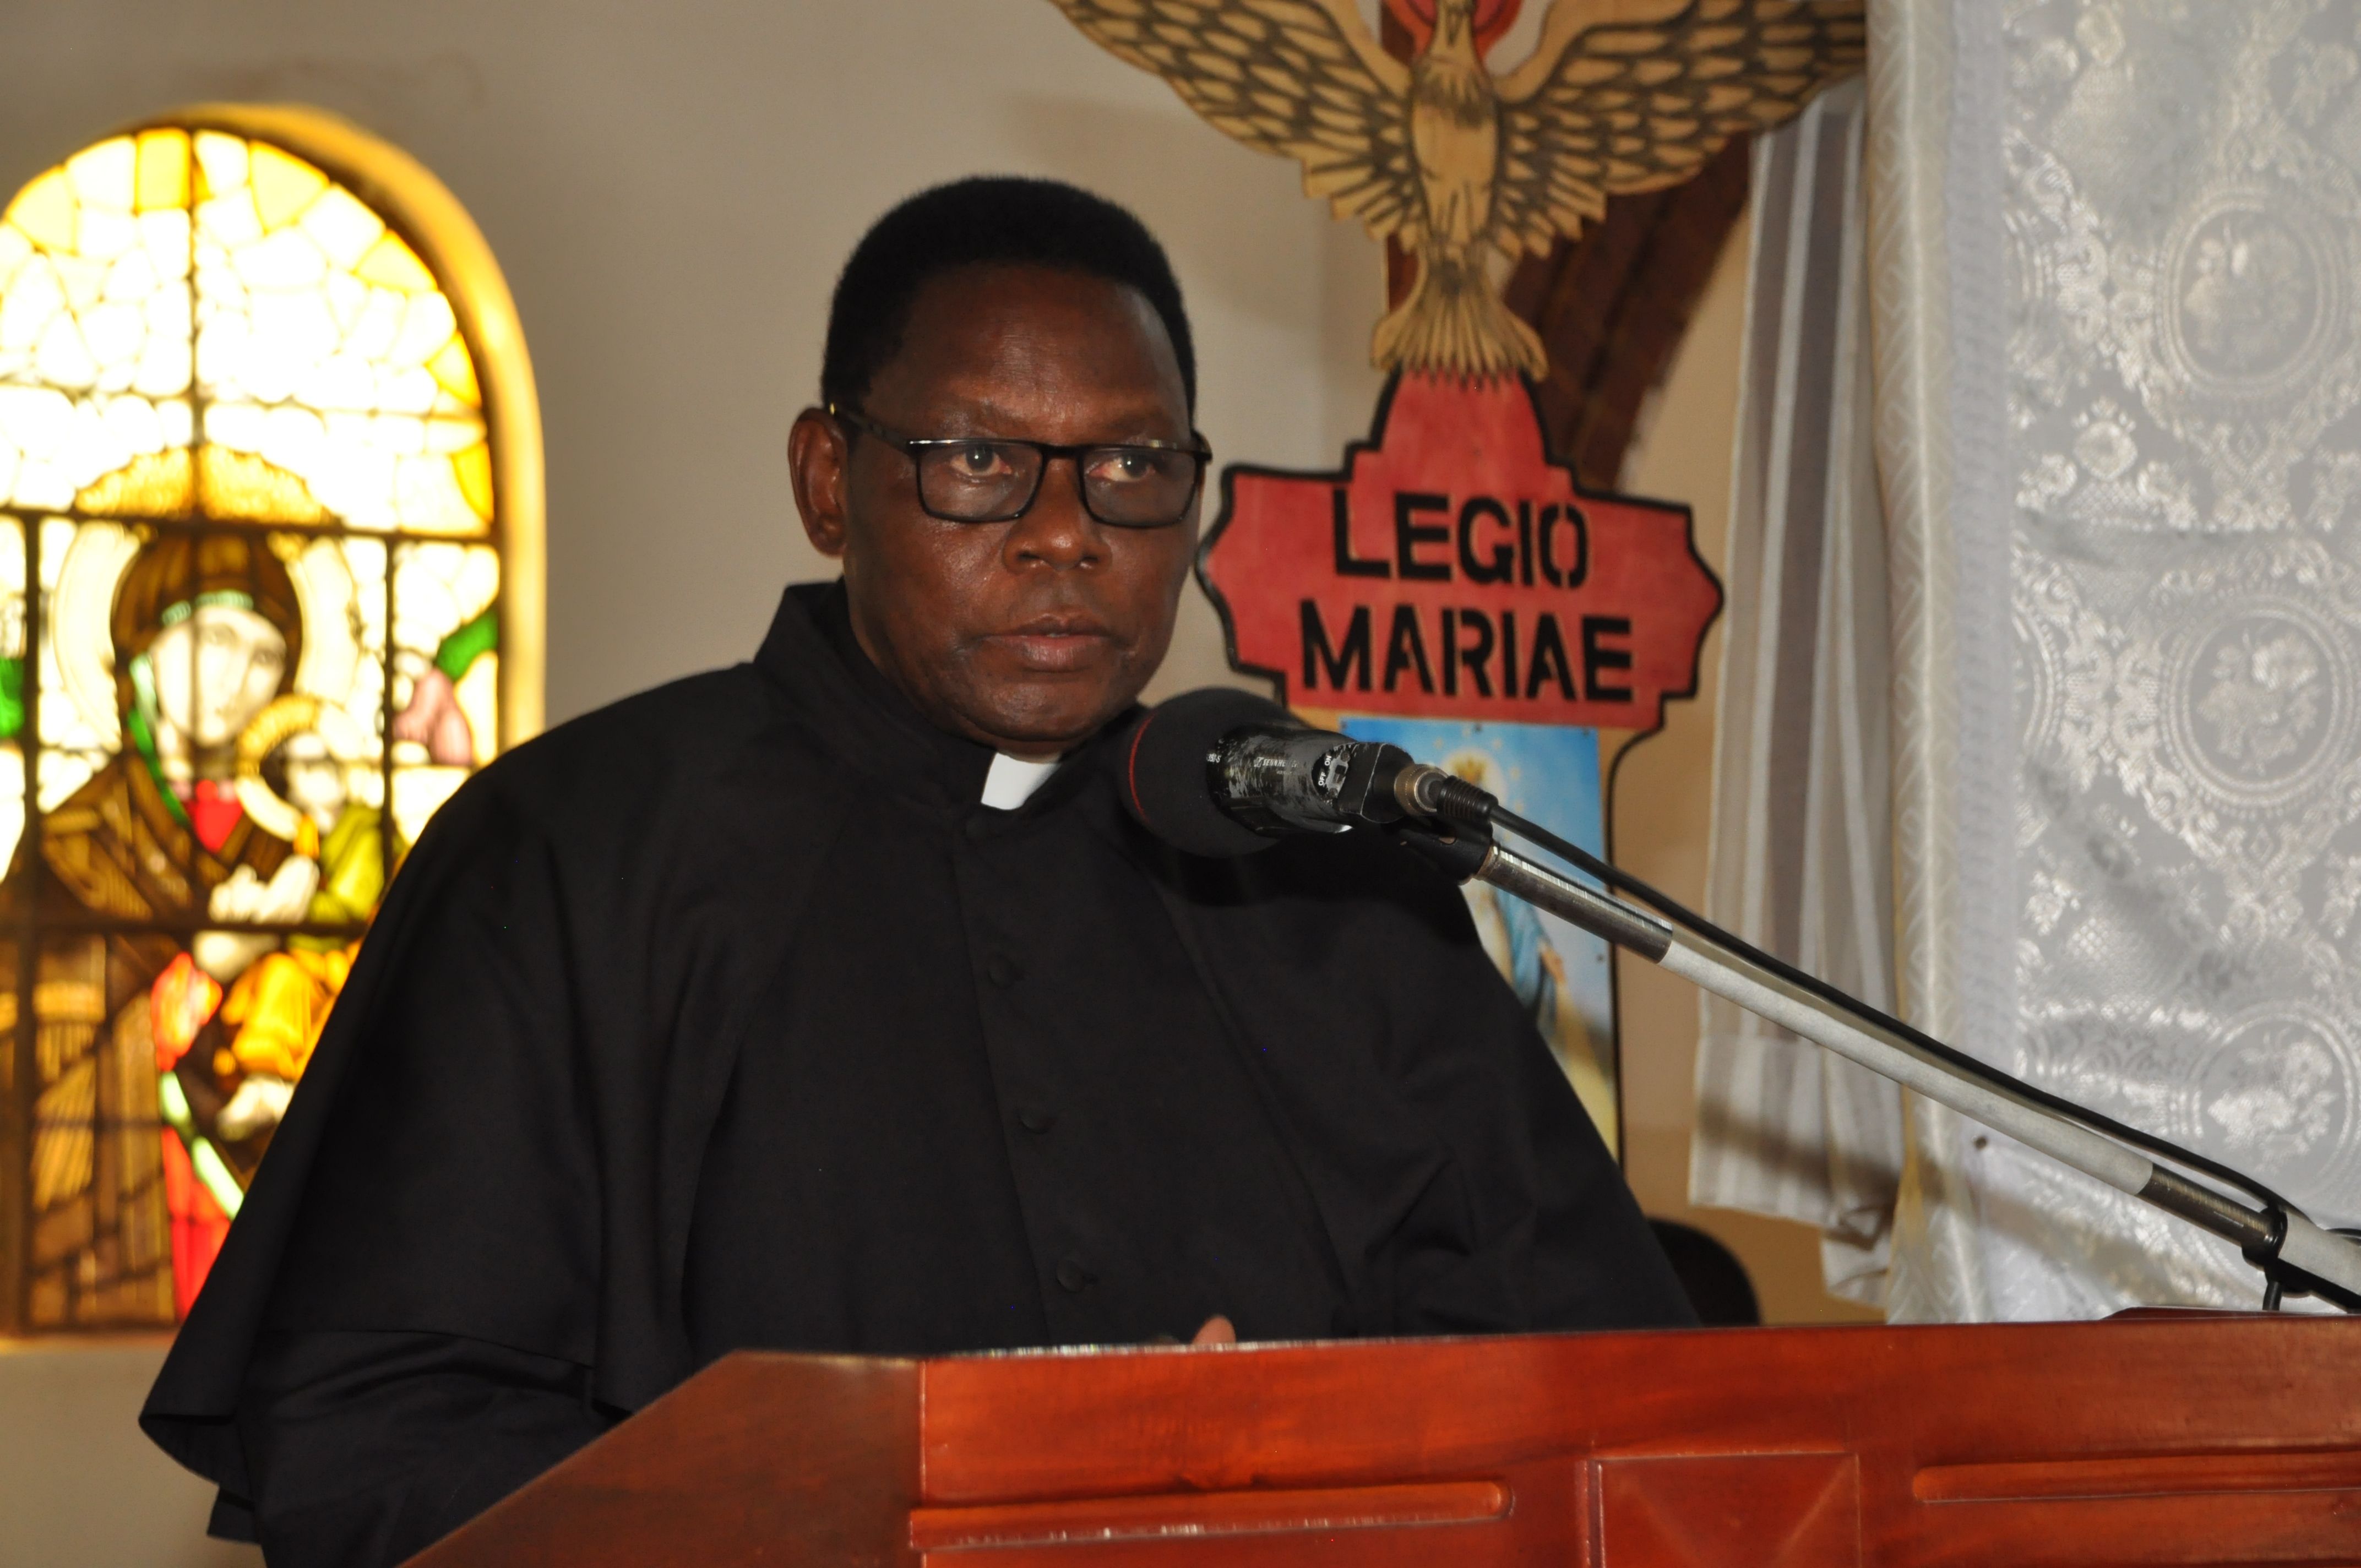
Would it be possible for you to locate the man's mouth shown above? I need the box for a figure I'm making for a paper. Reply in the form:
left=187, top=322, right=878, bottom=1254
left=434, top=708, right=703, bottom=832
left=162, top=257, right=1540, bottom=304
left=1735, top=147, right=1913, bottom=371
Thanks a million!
left=987, top=615, right=1117, bottom=672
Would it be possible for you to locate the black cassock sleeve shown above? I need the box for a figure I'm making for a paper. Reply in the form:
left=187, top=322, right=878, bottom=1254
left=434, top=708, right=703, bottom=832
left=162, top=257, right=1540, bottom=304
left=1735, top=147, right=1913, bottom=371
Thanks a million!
left=234, top=1331, right=612, bottom=1567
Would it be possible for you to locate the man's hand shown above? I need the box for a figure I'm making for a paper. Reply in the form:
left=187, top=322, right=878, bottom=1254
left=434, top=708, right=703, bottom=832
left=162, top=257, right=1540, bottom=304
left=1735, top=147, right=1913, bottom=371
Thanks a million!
left=1190, top=1315, right=1235, bottom=1346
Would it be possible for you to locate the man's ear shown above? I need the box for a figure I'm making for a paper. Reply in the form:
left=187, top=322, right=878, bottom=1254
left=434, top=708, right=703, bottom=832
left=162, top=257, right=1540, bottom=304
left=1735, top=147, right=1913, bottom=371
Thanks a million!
left=788, top=408, right=851, bottom=558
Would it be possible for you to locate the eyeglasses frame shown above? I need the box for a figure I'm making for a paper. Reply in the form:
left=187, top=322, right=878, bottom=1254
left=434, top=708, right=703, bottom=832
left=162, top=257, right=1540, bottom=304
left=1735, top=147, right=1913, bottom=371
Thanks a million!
left=825, top=403, right=1212, bottom=529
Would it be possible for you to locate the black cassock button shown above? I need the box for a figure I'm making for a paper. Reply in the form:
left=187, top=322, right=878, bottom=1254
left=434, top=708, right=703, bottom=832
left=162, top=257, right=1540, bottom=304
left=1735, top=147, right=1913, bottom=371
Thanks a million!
left=1016, top=1104, right=1058, bottom=1134
left=1055, top=1258, right=1094, bottom=1293
left=986, top=955, right=1022, bottom=988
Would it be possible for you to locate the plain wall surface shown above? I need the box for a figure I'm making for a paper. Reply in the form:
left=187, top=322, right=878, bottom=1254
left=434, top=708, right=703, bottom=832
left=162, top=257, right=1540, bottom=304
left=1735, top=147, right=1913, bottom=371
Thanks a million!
left=0, top=1340, right=257, bottom=1567
left=0, top=4, right=1864, bottom=1562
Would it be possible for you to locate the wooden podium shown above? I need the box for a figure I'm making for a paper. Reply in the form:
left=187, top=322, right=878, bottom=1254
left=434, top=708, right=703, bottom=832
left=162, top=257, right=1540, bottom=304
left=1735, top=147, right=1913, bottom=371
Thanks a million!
left=412, top=1314, right=2360, bottom=1566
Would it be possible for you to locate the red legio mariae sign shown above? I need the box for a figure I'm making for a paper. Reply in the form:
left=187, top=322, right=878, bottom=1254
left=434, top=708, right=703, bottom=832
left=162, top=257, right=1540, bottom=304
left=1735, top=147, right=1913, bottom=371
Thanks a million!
left=1199, top=373, right=1720, bottom=733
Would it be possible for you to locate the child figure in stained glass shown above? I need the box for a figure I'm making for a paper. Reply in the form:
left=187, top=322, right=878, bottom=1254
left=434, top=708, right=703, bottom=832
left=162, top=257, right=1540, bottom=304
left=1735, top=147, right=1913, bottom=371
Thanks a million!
left=213, top=696, right=402, bottom=1140
left=237, top=694, right=399, bottom=937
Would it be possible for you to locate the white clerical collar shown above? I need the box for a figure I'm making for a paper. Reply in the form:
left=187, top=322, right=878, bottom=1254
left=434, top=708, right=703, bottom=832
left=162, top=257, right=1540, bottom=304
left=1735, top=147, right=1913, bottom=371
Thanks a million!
left=981, top=751, right=1062, bottom=811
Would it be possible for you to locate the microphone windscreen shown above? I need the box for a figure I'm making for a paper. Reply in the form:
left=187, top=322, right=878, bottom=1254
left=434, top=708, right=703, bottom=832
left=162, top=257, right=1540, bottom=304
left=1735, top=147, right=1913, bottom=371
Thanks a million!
left=1117, top=687, right=1292, bottom=857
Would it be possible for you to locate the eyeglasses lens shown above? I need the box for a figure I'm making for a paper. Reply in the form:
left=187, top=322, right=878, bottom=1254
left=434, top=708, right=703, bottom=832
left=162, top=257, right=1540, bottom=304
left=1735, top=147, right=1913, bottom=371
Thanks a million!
left=915, top=441, right=1198, bottom=526
left=1082, top=447, right=1200, bottom=526
left=917, top=441, right=1041, bottom=521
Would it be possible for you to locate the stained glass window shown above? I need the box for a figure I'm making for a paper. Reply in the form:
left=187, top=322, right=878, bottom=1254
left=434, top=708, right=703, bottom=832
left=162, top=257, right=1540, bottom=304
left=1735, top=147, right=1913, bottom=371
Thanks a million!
left=0, top=111, right=542, bottom=1331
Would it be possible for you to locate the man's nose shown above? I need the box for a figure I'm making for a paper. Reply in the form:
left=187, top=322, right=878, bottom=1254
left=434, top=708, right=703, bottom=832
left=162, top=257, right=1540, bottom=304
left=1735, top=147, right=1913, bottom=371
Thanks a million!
left=1004, top=456, right=1106, bottom=571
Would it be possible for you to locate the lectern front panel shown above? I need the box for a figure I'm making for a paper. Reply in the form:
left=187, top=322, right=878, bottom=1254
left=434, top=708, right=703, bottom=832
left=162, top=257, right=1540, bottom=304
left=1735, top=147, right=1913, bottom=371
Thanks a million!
left=410, top=1315, right=2361, bottom=1567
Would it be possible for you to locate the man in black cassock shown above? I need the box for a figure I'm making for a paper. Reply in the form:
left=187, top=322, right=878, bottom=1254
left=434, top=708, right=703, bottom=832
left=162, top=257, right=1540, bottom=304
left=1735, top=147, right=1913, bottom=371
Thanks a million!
left=142, top=176, right=1694, bottom=1566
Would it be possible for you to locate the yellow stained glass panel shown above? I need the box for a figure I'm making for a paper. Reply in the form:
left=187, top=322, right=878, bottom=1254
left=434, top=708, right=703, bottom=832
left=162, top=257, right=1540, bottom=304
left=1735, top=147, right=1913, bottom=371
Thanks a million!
left=453, top=442, right=493, bottom=521
left=355, top=231, right=435, bottom=293
left=134, top=132, right=189, bottom=213
left=6, top=170, right=77, bottom=253
left=427, top=335, right=480, bottom=406
left=73, top=446, right=192, bottom=516
left=248, top=144, right=328, bottom=231
left=455, top=651, right=498, bottom=760
left=197, top=443, right=331, bottom=522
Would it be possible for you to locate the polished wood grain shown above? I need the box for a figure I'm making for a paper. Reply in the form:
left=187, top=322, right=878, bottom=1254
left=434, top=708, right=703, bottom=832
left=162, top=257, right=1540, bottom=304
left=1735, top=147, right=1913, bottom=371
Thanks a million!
left=409, top=1315, right=2361, bottom=1567
left=907, top=1479, right=1509, bottom=1551
left=1914, top=1448, right=2361, bottom=1502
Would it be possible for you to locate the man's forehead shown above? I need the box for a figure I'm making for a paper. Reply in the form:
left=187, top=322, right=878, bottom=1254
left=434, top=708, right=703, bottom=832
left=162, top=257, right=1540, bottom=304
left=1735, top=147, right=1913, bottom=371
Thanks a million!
left=906, top=383, right=1185, bottom=436
left=873, top=280, right=1187, bottom=435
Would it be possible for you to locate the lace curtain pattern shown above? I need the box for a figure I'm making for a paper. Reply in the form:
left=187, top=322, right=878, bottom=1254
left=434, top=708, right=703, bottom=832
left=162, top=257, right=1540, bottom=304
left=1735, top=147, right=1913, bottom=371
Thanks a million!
left=1703, top=0, right=2361, bottom=1319
left=1989, top=0, right=2361, bottom=1314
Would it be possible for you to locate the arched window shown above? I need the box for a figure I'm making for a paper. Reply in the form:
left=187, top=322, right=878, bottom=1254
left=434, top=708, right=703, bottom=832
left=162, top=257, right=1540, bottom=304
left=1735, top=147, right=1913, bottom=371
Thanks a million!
left=0, top=107, right=543, bottom=1331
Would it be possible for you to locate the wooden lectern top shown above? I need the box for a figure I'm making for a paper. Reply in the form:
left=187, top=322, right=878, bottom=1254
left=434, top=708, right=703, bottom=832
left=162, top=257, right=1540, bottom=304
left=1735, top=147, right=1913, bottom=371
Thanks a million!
left=412, top=1314, right=2361, bottom=1567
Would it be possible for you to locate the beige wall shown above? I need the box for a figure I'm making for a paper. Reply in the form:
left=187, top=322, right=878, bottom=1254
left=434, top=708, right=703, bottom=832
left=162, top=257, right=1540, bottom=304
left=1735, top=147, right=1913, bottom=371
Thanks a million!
left=0, top=1338, right=255, bottom=1567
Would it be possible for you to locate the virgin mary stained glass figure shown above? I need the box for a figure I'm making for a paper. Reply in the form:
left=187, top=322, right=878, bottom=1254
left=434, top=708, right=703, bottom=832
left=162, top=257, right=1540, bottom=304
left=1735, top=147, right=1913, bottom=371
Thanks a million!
left=8, top=529, right=342, bottom=1312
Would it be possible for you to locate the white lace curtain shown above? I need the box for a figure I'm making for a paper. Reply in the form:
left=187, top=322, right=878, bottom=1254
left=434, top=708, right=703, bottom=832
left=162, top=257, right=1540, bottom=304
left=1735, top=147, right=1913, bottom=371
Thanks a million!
left=1699, top=0, right=2361, bottom=1319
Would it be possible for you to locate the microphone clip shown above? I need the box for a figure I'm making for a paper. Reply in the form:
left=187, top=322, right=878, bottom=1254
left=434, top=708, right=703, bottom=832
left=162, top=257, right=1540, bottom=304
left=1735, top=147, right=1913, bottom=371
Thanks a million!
left=1384, top=813, right=1494, bottom=884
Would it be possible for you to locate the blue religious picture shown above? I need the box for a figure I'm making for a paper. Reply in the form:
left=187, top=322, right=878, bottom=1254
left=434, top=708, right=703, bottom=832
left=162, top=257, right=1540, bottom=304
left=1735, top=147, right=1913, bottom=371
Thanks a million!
left=1339, top=717, right=1619, bottom=1153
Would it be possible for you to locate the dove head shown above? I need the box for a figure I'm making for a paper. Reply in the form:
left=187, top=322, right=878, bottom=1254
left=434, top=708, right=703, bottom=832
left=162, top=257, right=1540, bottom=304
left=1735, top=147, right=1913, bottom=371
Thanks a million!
left=1391, top=0, right=1520, bottom=59
left=790, top=179, right=1202, bottom=761
left=1413, top=0, right=1488, bottom=81
left=1426, top=0, right=1479, bottom=57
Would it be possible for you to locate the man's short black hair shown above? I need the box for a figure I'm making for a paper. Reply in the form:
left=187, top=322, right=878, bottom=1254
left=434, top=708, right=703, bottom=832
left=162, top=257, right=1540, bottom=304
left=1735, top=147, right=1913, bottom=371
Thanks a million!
left=820, top=176, right=1196, bottom=415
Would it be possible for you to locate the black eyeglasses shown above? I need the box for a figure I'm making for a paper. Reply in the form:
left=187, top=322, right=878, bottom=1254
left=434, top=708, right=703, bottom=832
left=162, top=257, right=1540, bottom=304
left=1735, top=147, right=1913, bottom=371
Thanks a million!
left=828, top=404, right=1210, bottom=529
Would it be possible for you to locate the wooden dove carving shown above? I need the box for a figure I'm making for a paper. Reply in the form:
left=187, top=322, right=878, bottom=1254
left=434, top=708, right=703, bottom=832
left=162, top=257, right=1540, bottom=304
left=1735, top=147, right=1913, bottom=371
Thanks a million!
left=1049, top=0, right=1865, bottom=379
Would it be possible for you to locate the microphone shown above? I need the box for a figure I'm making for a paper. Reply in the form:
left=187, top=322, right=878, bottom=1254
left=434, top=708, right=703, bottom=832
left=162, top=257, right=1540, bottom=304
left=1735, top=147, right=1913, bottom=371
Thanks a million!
left=1118, top=688, right=1474, bottom=856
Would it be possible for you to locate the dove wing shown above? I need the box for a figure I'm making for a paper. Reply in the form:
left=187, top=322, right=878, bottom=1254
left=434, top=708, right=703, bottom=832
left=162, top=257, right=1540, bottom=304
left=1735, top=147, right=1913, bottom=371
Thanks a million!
left=1049, top=0, right=1423, bottom=243
left=1490, top=0, right=1865, bottom=258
